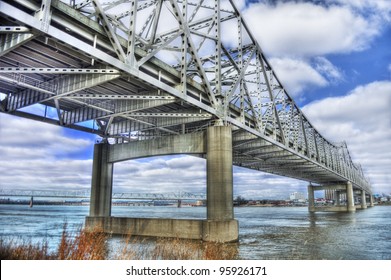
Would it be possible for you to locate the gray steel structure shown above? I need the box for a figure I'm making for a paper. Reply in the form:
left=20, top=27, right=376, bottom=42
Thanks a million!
left=0, top=0, right=371, bottom=195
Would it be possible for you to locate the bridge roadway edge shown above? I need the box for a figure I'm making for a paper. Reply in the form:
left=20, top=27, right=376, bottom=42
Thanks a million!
left=87, top=125, right=239, bottom=242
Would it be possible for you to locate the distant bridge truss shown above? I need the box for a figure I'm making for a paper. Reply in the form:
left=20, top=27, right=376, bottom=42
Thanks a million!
left=0, top=189, right=206, bottom=200
left=0, top=0, right=371, bottom=194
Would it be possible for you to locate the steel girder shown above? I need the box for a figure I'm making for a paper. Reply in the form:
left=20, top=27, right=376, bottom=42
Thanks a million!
left=0, top=0, right=371, bottom=194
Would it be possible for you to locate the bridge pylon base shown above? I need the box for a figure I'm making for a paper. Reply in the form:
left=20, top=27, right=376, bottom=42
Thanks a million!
left=85, top=217, right=238, bottom=242
left=202, top=219, right=239, bottom=242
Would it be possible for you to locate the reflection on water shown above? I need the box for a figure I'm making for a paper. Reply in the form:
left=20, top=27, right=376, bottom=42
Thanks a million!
left=0, top=204, right=390, bottom=259
left=237, top=207, right=391, bottom=260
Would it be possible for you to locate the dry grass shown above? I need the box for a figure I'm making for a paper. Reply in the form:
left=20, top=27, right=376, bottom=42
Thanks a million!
left=0, top=238, right=53, bottom=260
left=114, top=235, right=238, bottom=260
left=0, top=225, right=238, bottom=260
left=57, top=224, right=107, bottom=260
left=114, top=236, right=204, bottom=260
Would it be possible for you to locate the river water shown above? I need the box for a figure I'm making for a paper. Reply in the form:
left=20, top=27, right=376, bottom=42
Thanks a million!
left=0, top=204, right=390, bottom=260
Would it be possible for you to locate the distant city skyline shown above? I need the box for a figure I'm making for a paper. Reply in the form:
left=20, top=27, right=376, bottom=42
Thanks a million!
left=1, top=0, right=391, bottom=198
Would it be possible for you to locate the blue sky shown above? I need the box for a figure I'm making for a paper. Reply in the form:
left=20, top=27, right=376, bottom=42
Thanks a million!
left=0, top=0, right=390, bottom=199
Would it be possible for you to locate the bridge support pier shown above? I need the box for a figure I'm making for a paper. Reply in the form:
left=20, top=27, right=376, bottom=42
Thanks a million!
left=346, top=182, right=356, bottom=212
left=369, top=195, right=374, bottom=207
left=204, top=125, right=238, bottom=242
left=307, top=184, right=316, bottom=212
left=89, top=143, right=113, bottom=217
left=308, top=182, right=360, bottom=212
left=86, top=126, right=238, bottom=242
left=361, top=190, right=367, bottom=209
left=335, top=191, right=341, bottom=206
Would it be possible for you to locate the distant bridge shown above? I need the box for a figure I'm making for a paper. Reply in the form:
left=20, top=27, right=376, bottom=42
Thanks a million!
left=0, top=0, right=373, bottom=242
left=0, top=189, right=206, bottom=200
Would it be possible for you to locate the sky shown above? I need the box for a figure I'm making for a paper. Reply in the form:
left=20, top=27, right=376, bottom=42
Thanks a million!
left=0, top=0, right=390, bottom=199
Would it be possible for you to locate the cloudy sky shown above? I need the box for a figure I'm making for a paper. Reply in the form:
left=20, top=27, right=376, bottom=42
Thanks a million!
left=0, top=0, right=390, bottom=199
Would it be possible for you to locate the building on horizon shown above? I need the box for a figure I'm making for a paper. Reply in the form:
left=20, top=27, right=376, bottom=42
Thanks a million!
left=289, top=192, right=306, bottom=201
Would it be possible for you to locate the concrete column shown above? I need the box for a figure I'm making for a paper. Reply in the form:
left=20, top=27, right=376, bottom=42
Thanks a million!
left=361, top=190, right=367, bottom=209
left=346, top=181, right=356, bottom=212
left=307, top=184, right=316, bottom=212
left=89, top=143, right=113, bottom=217
left=206, top=125, right=234, bottom=220
left=370, top=195, right=374, bottom=207
left=204, top=125, right=238, bottom=242
left=335, top=191, right=341, bottom=206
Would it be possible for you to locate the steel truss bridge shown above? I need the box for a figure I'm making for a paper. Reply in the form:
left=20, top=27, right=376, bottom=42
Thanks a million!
left=0, top=0, right=371, bottom=194
left=0, top=189, right=206, bottom=200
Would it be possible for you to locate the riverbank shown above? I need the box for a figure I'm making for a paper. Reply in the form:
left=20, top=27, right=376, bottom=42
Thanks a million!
left=0, top=225, right=237, bottom=260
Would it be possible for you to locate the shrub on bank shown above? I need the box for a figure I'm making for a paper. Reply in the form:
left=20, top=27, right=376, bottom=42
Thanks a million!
left=0, top=225, right=238, bottom=260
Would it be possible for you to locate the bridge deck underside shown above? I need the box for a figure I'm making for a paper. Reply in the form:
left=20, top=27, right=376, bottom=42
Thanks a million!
left=0, top=35, right=211, bottom=137
left=232, top=130, right=345, bottom=185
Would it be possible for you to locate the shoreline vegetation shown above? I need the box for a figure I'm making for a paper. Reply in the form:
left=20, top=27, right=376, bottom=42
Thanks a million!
left=0, top=224, right=238, bottom=260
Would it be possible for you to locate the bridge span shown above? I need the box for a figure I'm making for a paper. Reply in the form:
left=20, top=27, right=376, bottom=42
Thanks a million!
left=0, top=0, right=372, bottom=242
left=0, top=189, right=206, bottom=200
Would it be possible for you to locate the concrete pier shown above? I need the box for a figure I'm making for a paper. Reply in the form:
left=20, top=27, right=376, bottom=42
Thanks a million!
left=308, top=184, right=316, bottom=212
left=346, top=181, right=356, bottom=212
left=370, top=195, right=374, bottom=207
left=361, top=190, right=367, bottom=209
left=308, top=182, right=364, bottom=212
left=86, top=126, right=238, bottom=242
left=205, top=125, right=238, bottom=242
left=206, top=126, right=234, bottom=221
left=89, top=143, right=113, bottom=217
left=335, top=191, right=341, bottom=206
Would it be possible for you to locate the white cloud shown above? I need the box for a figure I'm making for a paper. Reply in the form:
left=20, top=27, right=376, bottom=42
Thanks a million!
left=221, top=0, right=246, bottom=11
left=242, top=1, right=382, bottom=57
left=0, top=114, right=95, bottom=190
left=233, top=168, right=307, bottom=199
left=0, top=158, right=93, bottom=190
left=219, top=0, right=387, bottom=97
left=269, top=57, right=328, bottom=97
left=313, top=56, right=344, bottom=83
left=269, top=56, right=345, bottom=97
left=328, top=0, right=391, bottom=21
left=302, top=80, right=391, bottom=194
left=112, top=155, right=307, bottom=199
left=0, top=113, right=92, bottom=159
left=113, top=156, right=206, bottom=193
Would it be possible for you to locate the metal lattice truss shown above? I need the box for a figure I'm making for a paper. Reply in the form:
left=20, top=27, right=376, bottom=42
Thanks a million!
left=0, top=0, right=371, bottom=193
